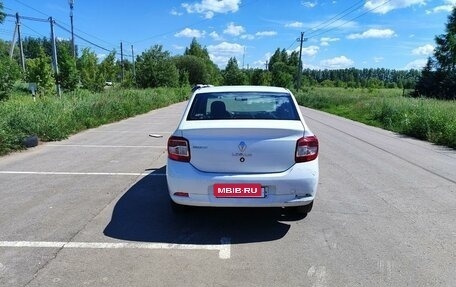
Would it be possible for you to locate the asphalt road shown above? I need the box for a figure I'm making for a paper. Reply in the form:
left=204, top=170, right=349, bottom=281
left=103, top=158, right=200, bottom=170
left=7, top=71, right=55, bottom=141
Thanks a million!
left=0, top=102, right=455, bottom=287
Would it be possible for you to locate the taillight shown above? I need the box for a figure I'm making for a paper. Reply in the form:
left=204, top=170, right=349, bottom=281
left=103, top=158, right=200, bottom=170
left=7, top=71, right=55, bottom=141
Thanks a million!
left=295, top=135, right=319, bottom=162
left=168, top=136, right=190, bottom=162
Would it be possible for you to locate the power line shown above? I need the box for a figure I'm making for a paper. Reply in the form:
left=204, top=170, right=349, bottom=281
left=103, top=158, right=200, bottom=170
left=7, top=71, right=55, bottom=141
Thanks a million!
left=11, top=1, right=118, bottom=50
left=306, top=0, right=393, bottom=40
left=286, top=39, right=298, bottom=51
left=5, top=13, right=118, bottom=55
left=13, top=0, right=49, bottom=17
left=5, top=13, right=48, bottom=23
left=21, top=22, right=47, bottom=38
left=54, top=21, right=114, bottom=53
left=305, top=0, right=365, bottom=37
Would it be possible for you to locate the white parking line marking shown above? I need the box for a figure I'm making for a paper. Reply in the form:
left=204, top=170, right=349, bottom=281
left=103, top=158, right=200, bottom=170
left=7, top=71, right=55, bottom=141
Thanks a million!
left=47, top=144, right=166, bottom=148
left=219, top=237, right=231, bottom=259
left=307, top=265, right=328, bottom=287
left=0, top=171, right=166, bottom=176
left=0, top=240, right=231, bottom=259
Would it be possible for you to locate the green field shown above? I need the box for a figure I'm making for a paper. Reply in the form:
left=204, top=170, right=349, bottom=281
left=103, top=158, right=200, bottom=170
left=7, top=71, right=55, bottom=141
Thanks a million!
left=0, top=87, right=189, bottom=155
left=1, top=87, right=454, bottom=156
left=296, top=87, right=456, bottom=149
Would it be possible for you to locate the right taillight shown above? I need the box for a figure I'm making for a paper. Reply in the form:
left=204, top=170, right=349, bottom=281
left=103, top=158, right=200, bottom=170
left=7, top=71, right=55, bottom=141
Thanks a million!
left=168, top=136, right=190, bottom=162
left=295, top=135, right=319, bottom=162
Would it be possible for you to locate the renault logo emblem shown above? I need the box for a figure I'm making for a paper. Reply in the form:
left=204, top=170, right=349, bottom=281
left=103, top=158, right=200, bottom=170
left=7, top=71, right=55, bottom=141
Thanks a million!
left=238, top=141, right=247, bottom=152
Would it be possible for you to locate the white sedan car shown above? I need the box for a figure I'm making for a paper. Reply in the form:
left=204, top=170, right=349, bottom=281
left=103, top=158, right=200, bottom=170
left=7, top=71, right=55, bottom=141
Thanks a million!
left=166, top=85, right=319, bottom=215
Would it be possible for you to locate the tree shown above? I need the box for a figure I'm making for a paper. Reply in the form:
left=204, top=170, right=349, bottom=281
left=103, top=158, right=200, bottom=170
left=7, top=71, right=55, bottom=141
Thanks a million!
left=414, top=6, right=456, bottom=99
left=185, top=38, right=211, bottom=61
left=99, top=51, right=117, bottom=84
left=135, top=45, right=179, bottom=88
left=0, top=57, right=21, bottom=100
left=223, top=57, right=247, bottom=85
left=0, top=1, right=5, bottom=24
left=250, top=69, right=271, bottom=86
left=25, top=47, right=55, bottom=96
left=57, top=41, right=79, bottom=91
left=184, top=38, right=221, bottom=85
left=174, top=55, right=209, bottom=85
left=271, top=62, right=293, bottom=88
left=77, top=48, right=104, bottom=92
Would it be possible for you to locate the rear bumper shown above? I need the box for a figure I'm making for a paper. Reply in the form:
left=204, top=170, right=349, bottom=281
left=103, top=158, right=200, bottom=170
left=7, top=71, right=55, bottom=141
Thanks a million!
left=166, top=159, right=319, bottom=207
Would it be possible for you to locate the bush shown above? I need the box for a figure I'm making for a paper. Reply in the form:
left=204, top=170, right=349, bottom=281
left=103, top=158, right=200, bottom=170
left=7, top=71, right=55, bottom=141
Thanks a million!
left=296, top=88, right=456, bottom=149
left=0, top=87, right=189, bottom=155
left=0, top=57, right=22, bottom=101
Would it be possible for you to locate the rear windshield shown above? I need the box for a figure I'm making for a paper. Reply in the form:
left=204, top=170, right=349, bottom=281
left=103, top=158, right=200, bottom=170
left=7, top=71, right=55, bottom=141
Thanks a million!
left=187, top=92, right=300, bottom=120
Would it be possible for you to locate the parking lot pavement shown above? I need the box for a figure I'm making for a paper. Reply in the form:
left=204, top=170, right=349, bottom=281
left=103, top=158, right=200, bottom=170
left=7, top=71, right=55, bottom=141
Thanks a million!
left=0, top=102, right=455, bottom=287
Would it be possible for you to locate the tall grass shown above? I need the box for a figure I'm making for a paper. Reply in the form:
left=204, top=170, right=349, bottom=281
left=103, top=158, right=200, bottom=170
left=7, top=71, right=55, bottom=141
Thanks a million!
left=0, top=87, right=189, bottom=155
left=296, top=87, right=456, bottom=149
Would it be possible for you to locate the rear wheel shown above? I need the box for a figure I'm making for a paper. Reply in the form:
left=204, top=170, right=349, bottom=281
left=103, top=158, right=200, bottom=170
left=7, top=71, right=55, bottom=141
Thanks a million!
left=285, top=201, right=313, bottom=217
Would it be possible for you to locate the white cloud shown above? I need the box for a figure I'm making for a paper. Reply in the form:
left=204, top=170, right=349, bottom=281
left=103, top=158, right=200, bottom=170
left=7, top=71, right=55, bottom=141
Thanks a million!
left=97, top=54, right=107, bottom=61
left=426, top=0, right=456, bottom=14
left=207, top=42, right=244, bottom=54
left=251, top=52, right=273, bottom=69
left=365, top=0, right=426, bottom=14
left=302, top=63, right=320, bottom=70
left=255, top=31, right=277, bottom=37
left=412, top=44, right=434, bottom=56
left=174, top=28, right=205, bottom=38
left=320, top=56, right=354, bottom=69
left=170, top=9, right=183, bottom=16
left=182, top=0, right=241, bottom=19
left=302, top=1, right=317, bottom=8
left=347, top=28, right=396, bottom=39
left=172, top=45, right=185, bottom=50
left=302, top=45, right=320, bottom=57
left=404, top=59, right=427, bottom=70
left=373, top=57, right=384, bottom=63
left=223, top=22, right=245, bottom=36
left=320, top=37, right=340, bottom=46
left=207, top=42, right=244, bottom=67
left=209, top=31, right=223, bottom=41
left=240, top=34, right=255, bottom=40
left=285, top=21, right=304, bottom=28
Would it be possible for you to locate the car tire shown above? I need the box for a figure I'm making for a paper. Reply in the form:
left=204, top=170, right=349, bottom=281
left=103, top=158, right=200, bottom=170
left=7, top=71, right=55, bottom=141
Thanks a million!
left=286, top=201, right=313, bottom=216
left=297, top=201, right=313, bottom=214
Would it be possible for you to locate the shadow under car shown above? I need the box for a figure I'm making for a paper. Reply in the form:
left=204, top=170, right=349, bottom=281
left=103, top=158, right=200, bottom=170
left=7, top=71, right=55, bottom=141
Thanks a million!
left=104, top=166, right=306, bottom=245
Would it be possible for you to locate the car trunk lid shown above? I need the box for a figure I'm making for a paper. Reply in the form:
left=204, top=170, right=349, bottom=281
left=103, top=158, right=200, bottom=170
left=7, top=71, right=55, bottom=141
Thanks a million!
left=181, top=120, right=304, bottom=173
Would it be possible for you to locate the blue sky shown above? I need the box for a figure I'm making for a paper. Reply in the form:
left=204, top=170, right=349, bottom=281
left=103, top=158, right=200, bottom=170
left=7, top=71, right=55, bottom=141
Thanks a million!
left=1, top=0, right=455, bottom=70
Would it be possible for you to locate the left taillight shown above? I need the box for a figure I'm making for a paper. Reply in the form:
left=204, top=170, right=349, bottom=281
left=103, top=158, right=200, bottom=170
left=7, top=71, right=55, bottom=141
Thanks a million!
left=167, top=136, right=190, bottom=162
left=295, top=135, right=319, bottom=162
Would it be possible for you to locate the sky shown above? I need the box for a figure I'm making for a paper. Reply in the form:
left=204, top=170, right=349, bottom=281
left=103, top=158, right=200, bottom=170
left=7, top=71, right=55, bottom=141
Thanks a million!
left=1, top=0, right=455, bottom=70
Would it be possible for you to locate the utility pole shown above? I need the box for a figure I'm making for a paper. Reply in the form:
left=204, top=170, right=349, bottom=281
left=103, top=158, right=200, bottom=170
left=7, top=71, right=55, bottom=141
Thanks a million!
left=131, top=45, right=136, bottom=80
left=120, top=42, right=124, bottom=82
left=68, top=0, right=76, bottom=58
left=49, top=17, right=61, bottom=97
left=296, top=32, right=307, bottom=90
left=9, top=16, right=18, bottom=59
left=16, top=13, right=26, bottom=72
left=11, top=13, right=26, bottom=72
left=242, top=46, right=245, bottom=69
left=265, top=60, right=268, bottom=71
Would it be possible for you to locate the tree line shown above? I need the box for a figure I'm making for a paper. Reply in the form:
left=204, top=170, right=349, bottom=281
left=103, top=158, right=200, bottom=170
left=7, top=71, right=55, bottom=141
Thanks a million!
left=2, top=4, right=456, bottom=100
left=0, top=37, right=423, bottom=99
left=413, top=7, right=456, bottom=99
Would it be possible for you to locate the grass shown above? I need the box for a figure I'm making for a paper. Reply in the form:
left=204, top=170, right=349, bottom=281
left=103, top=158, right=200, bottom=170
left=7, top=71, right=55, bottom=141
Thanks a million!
left=0, top=87, right=189, bottom=156
left=296, top=87, right=456, bottom=149
left=1, top=86, right=454, bottom=155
